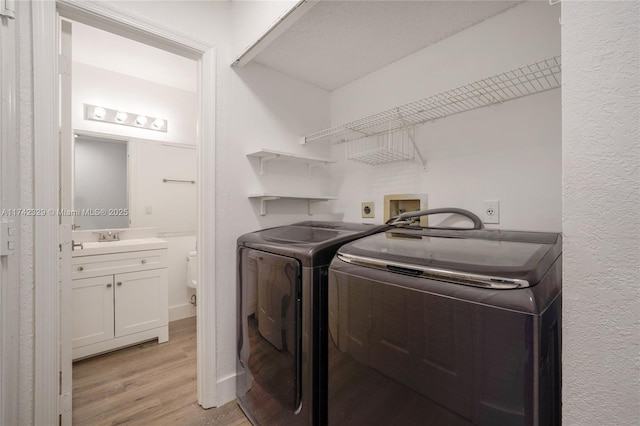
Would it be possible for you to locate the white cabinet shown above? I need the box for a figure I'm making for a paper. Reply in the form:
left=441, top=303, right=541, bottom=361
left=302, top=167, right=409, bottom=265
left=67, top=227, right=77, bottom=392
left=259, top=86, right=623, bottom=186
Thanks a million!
left=72, top=275, right=115, bottom=348
left=114, top=269, right=168, bottom=338
left=71, top=247, right=168, bottom=360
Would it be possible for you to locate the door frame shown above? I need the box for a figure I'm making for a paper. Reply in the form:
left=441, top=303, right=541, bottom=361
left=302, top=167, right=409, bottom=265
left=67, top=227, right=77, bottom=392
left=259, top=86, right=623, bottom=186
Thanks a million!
left=0, top=5, right=19, bottom=426
left=32, top=0, right=218, bottom=422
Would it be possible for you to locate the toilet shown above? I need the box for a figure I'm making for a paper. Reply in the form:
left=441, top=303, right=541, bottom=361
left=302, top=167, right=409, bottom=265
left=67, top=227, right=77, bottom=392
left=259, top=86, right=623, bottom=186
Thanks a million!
left=186, top=251, right=198, bottom=290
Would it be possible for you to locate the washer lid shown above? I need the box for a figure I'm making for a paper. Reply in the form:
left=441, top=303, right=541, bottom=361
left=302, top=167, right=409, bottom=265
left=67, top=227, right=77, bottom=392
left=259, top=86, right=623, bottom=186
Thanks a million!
left=337, top=229, right=562, bottom=288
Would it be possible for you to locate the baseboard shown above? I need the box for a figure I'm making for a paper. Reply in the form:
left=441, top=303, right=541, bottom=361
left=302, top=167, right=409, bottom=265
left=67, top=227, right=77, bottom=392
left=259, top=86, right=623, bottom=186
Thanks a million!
left=216, top=373, right=237, bottom=406
left=169, top=303, right=196, bottom=322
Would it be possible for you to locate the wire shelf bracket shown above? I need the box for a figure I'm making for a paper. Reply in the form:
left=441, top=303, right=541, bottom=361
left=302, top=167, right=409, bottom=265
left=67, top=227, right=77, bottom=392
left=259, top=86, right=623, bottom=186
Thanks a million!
left=302, top=56, right=562, bottom=152
left=396, top=109, right=426, bottom=169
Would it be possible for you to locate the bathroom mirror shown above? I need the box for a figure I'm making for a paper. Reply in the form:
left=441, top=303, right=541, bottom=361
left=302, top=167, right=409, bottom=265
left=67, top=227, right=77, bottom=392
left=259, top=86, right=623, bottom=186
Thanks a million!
left=73, top=133, right=129, bottom=230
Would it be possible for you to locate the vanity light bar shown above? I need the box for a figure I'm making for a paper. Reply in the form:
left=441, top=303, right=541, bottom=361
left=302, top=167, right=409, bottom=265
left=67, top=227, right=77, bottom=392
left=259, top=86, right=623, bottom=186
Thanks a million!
left=84, top=104, right=168, bottom=133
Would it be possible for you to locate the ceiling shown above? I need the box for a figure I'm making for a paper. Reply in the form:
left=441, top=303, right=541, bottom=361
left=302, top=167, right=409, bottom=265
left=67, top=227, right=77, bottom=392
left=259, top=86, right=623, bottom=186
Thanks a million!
left=71, top=20, right=197, bottom=93
left=252, top=0, right=522, bottom=91
left=70, top=1, right=521, bottom=94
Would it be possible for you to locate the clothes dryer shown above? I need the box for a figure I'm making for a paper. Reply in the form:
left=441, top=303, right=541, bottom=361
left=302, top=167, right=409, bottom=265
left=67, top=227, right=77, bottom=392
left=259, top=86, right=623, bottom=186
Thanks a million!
left=236, top=221, right=387, bottom=425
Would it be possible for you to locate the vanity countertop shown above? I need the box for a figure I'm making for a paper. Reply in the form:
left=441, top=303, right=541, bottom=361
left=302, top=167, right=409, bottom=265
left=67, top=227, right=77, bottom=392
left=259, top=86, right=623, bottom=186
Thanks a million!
left=71, top=238, right=168, bottom=257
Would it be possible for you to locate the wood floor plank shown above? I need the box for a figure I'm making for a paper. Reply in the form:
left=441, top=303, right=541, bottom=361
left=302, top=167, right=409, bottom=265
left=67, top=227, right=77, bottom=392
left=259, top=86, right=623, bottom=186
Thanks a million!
left=73, top=317, right=251, bottom=426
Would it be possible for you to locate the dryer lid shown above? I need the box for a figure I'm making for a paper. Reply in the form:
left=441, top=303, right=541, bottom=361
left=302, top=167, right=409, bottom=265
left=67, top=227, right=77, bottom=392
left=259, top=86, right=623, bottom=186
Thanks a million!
left=337, top=229, right=562, bottom=288
left=237, top=222, right=388, bottom=266
left=258, top=225, right=362, bottom=244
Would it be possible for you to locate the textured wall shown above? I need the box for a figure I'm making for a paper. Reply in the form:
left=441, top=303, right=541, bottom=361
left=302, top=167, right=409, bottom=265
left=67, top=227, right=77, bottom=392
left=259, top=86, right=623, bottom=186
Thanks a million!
left=16, top=0, right=35, bottom=424
left=562, top=1, right=640, bottom=424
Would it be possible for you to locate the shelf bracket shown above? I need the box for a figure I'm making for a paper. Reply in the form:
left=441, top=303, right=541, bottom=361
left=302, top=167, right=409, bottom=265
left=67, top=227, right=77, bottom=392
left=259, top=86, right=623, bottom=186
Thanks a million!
left=307, top=162, right=327, bottom=179
left=258, top=196, right=280, bottom=216
left=308, top=199, right=318, bottom=216
left=259, top=154, right=279, bottom=175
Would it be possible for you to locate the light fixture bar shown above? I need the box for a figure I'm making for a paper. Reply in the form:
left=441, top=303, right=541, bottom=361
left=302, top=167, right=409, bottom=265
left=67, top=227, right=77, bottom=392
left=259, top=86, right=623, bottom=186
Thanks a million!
left=83, top=104, right=168, bottom=133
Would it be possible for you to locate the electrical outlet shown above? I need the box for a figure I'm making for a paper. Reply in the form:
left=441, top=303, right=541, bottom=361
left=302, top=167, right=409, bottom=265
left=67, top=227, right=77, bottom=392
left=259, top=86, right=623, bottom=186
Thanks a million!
left=483, top=200, right=500, bottom=224
left=361, top=201, right=375, bottom=218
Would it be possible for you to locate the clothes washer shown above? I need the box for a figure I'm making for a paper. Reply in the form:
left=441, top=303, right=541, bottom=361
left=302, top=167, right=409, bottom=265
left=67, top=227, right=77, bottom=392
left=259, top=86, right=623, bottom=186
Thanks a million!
left=236, top=221, right=388, bottom=425
left=327, top=209, right=562, bottom=426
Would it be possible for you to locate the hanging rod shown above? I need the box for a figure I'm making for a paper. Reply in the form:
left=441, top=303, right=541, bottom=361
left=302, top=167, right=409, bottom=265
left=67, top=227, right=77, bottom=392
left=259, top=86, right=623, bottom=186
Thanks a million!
left=163, top=178, right=195, bottom=184
left=303, top=56, right=562, bottom=145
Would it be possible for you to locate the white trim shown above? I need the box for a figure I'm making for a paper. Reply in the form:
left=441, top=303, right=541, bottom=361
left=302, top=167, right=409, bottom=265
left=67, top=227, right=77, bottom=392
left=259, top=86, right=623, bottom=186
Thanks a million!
left=57, top=0, right=208, bottom=59
left=72, top=326, right=169, bottom=361
left=0, top=7, right=19, bottom=426
left=59, top=19, right=73, bottom=425
left=32, top=1, right=60, bottom=424
left=197, top=47, right=217, bottom=408
left=169, top=303, right=196, bottom=322
left=215, top=373, right=237, bottom=407
left=31, top=0, right=219, bottom=416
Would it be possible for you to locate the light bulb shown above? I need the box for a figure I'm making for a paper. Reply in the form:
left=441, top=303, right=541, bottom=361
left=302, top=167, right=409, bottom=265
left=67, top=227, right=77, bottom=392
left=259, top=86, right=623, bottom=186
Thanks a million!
left=115, top=111, right=128, bottom=122
left=93, top=107, right=106, bottom=119
left=152, top=118, right=165, bottom=129
left=135, top=115, right=147, bottom=126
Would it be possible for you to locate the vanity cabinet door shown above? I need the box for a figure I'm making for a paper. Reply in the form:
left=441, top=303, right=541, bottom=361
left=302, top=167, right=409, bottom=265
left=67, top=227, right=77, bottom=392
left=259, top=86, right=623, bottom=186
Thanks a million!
left=72, top=275, right=115, bottom=348
left=114, top=269, right=168, bottom=338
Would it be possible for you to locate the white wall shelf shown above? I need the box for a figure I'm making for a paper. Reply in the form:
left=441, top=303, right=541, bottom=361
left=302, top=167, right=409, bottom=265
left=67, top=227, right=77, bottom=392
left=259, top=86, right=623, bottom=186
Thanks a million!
left=303, top=55, right=562, bottom=151
left=247, top=149, right=334, bottom=177
left=248, top=193, right=336, bottom=216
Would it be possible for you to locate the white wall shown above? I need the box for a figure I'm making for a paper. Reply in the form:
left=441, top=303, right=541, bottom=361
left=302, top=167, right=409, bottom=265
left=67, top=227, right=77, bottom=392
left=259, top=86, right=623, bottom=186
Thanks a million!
left=165, top=235, right=197, bottom=321
left=73, top=61, right=199, bottom=319
left=129, top=141, right=197, bottom=234
left=562, top=2, right=640, bottom=425
left=330, top=1, right=562, bottom=231
left=128, top=140, right=198, bottom=320
left=72, top=20, right=198, bottom=93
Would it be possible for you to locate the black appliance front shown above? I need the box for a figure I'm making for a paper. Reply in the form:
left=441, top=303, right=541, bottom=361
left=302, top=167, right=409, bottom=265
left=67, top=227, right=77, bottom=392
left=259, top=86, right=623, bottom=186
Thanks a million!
left=327, top=229, right=562, bottom=426
left=236, top=222, right=388, bottom=426
left=237, top=248, right=305, bottom=425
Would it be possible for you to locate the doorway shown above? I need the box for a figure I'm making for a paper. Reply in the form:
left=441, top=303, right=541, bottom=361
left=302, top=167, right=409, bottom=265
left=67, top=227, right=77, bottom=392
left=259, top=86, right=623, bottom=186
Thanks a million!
left=31, top=2, right=218, bottom=423
left=61, top=15, right=200, bottom=423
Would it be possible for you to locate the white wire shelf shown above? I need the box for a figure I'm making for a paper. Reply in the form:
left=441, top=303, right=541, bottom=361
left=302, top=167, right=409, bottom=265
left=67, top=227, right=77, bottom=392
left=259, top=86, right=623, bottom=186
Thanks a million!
left=346, top=128, right=416, bottom=166
left=304, top=56, right=562, bottom=145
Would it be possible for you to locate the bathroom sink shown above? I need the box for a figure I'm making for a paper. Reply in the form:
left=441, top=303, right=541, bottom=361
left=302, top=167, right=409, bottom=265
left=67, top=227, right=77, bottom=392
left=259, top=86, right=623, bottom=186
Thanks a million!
left=72, top=238, right=168, bottom=257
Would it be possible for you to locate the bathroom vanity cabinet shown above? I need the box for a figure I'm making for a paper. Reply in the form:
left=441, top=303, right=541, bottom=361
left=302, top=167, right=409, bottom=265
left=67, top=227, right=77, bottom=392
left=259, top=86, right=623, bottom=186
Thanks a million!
left=70, top=239, right=169, bottom=360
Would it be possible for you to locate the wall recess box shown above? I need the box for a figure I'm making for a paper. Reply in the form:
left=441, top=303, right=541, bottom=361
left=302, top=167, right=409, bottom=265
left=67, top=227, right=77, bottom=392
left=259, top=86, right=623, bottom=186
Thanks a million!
left=361, top=201, right=375, bottom=218
left=384, top=193, right=428, bottom=226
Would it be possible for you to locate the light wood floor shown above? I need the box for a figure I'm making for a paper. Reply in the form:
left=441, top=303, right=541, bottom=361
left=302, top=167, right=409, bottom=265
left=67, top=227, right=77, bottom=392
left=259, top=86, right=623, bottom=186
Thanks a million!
left=73, top=317, right=251, bottom=426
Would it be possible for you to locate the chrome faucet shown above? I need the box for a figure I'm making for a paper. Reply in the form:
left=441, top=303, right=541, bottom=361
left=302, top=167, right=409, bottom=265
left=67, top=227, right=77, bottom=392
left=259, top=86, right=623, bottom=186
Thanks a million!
left=94, top=229, right=122, bottom=242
